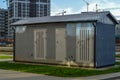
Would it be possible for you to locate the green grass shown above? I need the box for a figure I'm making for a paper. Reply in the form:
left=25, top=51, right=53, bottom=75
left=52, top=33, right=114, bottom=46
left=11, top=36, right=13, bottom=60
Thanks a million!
left=116, top=55, right=120, bottom=58
left=116, top=56, right=120, bottom=58
left=0, top=62, right=120, bottom=77
left=0, top=51, right=13, bottom=59
left=0, top=55, right=13, bottom=59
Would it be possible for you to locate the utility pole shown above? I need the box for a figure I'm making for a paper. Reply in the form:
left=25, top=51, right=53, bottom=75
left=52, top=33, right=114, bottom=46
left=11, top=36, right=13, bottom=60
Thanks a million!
left=82, top=0, right=89, bottom=12
left=61, top=10, right=66, bottom=15
left=96, top=4, right=98, bottom=12
left=57, top=10, right=66, bottom=16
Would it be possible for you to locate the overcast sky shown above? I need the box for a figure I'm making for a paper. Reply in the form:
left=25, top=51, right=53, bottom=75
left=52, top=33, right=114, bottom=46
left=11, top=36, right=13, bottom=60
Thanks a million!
left=0, top=0, right=120, bottom=19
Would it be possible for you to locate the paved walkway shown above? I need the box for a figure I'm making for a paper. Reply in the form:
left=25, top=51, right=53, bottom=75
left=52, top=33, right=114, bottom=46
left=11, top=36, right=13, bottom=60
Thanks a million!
left=0, top=69, right=120, bottom=80
left=79, top=72, right=120, bottom=80
left=116, top=52, right=120, bottom=54
left=0, top=69, right=69, bottom=80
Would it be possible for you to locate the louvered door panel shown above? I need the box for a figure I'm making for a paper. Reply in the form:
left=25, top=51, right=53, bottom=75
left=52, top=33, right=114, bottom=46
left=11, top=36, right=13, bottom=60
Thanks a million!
left=76, top=27, right=94, bottom=63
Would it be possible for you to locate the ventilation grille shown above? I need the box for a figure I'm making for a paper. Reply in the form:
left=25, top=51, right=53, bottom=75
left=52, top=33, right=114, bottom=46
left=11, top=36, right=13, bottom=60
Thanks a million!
left=78, top=28, right=94, bottom=62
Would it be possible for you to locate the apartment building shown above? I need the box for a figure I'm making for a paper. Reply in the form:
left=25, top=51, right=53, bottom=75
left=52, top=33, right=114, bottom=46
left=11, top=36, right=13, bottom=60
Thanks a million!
left=8, top=0, right=50, bottom=37
left=0, top=8, right=8, bottom=38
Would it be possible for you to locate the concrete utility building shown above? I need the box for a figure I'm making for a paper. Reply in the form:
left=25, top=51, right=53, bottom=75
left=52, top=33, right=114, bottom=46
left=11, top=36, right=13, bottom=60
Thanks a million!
left=12, top=11, right=118, bottom=68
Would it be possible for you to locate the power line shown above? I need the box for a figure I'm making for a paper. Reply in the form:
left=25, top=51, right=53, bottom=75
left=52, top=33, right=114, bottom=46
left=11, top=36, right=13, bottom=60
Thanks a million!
left=97, top=7, right=120, bottom=11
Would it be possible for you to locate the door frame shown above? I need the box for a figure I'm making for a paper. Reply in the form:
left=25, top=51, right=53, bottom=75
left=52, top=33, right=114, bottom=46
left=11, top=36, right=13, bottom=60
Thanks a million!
left=34, top=29, right=47, bottom=60
left=76, top=26, right=95, bottom=64
left=55, top=28, right=66, bottom=61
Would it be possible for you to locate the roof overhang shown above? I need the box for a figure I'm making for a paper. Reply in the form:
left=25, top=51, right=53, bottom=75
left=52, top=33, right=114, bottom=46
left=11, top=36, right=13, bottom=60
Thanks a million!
left=11, top=20, right=97, bottom=26
left=11, top=11, right=118, bottom=26
left=107, top=13, right=119, bottom=24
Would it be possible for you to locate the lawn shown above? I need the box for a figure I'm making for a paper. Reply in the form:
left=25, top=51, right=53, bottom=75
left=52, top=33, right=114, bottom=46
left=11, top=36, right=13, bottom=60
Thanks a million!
left=0, top=47, right=13, bottom=55
left=0, top=62, right=120, bottom=77
left=116, top=54, right=120, bottom=58
left=0, top=47, right=13, bottom=59
left=0, top=55, right=13, bottom=59
left=0, top=47, right=119, bottom=77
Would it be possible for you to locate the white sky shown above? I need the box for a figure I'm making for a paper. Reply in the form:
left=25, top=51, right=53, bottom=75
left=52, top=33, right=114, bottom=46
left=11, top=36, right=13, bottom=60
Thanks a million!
left=51, top=0, right=120, bottom=20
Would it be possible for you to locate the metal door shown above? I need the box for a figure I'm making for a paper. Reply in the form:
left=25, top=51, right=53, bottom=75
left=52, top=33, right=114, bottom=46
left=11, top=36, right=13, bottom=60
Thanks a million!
left=34, top=29, right=47, bottom=60
left=76, top=26, right=94, bottom=63
left=56, top=28, right=66, bottom=61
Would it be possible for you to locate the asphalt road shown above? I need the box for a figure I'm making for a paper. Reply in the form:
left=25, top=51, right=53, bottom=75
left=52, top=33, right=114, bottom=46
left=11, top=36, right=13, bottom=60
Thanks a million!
left=103, top=77, right=120, bottom=80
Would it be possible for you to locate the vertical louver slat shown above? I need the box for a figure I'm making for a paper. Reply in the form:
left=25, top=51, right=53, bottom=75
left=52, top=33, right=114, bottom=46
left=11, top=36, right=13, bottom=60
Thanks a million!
left=87, top=30, right=89, bottom=61
left=85, top=30, right=87, bottom=60
left=86, top=30, right=88, bottom=61
left=78, top=30, right=82, bottom=60
left=83, top=30, right=85, bottom=61
left=81, top=30, right=83, bottom=61
left=88, top=30, right=90, bottom=60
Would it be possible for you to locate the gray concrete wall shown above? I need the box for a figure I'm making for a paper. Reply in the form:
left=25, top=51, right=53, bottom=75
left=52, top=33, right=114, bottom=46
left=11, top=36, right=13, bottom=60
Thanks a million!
left=15, top=23, right=67, bottom=63
left=66, top=23, right=76, bottom=61
left=15, top=22, right=95, bottom=67
left=15, top=25, right=34, bottom=61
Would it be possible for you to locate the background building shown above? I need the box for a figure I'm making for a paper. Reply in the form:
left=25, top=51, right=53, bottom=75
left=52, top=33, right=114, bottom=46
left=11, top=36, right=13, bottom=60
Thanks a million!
left=8, top=0, right=50, bottom=37
left=116, top=21, right=120, bottom=44
left=0, top=8, right=8, bottom=39
left=116, top=21, right=120, bottom=35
